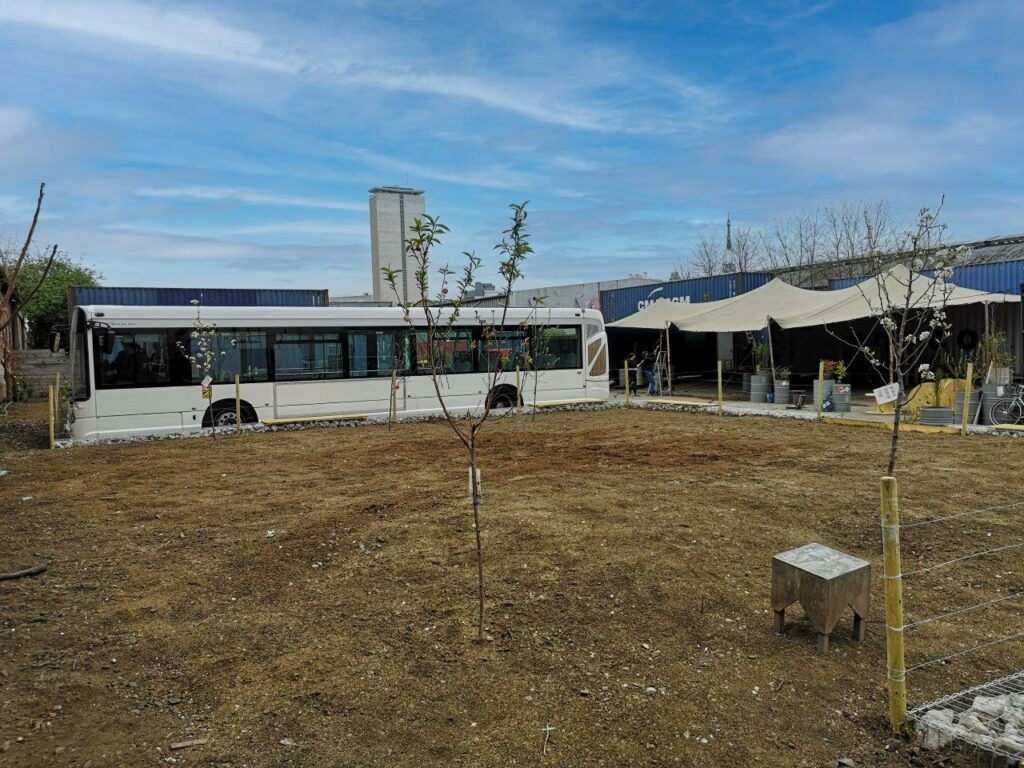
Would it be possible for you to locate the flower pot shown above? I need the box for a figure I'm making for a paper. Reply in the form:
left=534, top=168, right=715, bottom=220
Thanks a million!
left=919, top=407, right=955, bottom=426
left=773, top=381, right=790, bottom=405
left=954, top=389, right=981, bottom=424
left=831, top=383, right=852, bottom=413
left=750, top=374, right=770, bottom=403
left=812, top=378, right=835, bottom=406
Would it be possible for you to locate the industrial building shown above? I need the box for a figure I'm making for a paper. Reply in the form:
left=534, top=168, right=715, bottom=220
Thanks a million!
left=369, top=186, right=426, bottom=304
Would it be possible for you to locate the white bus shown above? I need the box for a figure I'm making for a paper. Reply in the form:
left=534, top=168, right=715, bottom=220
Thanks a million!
left=67, top=304, right=609, bottom=443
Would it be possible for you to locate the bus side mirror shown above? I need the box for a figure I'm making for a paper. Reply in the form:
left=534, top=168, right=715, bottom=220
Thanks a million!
left=98, top=332, right=115, bottom=355
left=49, top=331, right=62, bottom=352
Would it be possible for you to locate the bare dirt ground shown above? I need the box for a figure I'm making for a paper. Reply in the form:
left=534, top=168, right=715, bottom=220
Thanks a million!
left=3, top=403, right=1024, bottom=767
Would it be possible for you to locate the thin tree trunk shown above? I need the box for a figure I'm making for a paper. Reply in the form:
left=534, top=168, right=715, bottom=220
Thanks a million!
left=887, top=396, right=903, bottom=476
left=469, top=435, right=485, bottom=642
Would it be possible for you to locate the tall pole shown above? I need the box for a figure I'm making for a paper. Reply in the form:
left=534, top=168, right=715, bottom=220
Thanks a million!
left=816, top=360, right=825, bottom=419
left=664, top=321, right=673, bottom=396
left=623, top=361, right=631, bottom=408
left=881, top=476, right=907, bottom=731
left=766, top=317, right=777, bottom=388
left=717, top=360, right=724, bottom=416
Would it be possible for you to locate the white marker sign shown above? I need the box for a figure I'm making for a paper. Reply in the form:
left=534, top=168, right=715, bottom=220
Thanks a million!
left=201, top=375, right=213, bottom=387
left=873, top=383, right=900, bottom=405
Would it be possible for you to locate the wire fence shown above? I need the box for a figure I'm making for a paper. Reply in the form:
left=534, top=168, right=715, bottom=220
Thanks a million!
left=886, top=492, right=1024, bottom=760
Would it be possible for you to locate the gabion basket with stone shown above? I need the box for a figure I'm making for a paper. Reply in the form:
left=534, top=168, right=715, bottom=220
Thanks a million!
left=911, top=671, right=1024, bottom=760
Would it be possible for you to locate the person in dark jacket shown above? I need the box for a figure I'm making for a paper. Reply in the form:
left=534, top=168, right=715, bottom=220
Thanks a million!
left=641, top=351, right=659, bottom=395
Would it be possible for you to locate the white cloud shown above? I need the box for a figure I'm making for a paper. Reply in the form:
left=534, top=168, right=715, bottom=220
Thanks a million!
left=752, top=111, right=1004, bottom=178
left=135, top=186, right=365, bottom=211
left=0, top=106, right=32, bottom=145
left=0, top=1, right=721, bottom=134
left=0, top=0, right=296, bottom=71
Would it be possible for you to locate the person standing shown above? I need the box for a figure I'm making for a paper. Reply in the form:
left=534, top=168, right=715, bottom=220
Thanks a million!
left=641, top=351, right=659, bottom=395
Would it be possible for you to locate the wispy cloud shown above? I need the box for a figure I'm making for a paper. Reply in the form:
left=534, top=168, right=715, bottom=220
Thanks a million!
left=135, top=186, right=365, bottom=211
left=0, top=0, right=296, bottom=71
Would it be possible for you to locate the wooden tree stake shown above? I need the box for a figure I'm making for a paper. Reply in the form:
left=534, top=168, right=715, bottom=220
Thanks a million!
left=881, top=476, right=907, bottom=731
left=515, top=365, right=520, bottom=415
left=234, top=374, right=241, bottom=435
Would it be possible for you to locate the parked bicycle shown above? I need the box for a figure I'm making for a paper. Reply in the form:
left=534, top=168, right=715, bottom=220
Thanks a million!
left=988, top=383, right=1024, bottom=426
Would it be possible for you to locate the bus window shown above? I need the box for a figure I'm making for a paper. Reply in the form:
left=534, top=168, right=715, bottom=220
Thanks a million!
left=479, top=329, right=527, bottom=373
left=134, top=333, right=171, bottom=385
left=415, top=329, right=474, bottom=374
left=96, top=332, right=136, bottom=387
left=217, top=331, right=269, bottom=383
left=274, top=332, right=343, bottom=381
left=348, top=330, right=410, bottom=377
left=71, top=310, right=90, bottom=399
left=533, top=326, right=581, bottom=369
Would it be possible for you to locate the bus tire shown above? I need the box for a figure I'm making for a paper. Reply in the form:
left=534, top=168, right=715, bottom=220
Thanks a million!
left=487, top=385, right=519, bottom=410
left=204, top=399, right=258, bottom=428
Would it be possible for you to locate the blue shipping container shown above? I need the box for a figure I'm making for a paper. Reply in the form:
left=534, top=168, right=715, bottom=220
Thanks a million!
left=829, top=258, right=1024, bottom=294
left=69, top=286, right=330, bottom=308
left=600, top=272, right=771, bottom=323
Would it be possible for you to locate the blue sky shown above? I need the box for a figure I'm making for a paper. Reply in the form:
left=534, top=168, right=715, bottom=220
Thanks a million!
left=0, top=0, right=1020, bottom=294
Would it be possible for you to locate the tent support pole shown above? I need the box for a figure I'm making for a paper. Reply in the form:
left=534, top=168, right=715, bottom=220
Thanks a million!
left=767, top=316, right=777, bottom=388
left=665, top=321, right=673, bottom=396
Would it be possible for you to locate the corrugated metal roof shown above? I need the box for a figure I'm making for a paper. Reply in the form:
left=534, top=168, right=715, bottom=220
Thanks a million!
left=829, top=258, right=1024, bottom=294
left=68, top=286, right=330, bottom=308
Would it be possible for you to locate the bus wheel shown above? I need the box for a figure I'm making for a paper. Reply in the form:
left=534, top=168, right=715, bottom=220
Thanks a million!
left=204, top=400, right=258, bottom=428
left=487, top=386, right=519, bottom=410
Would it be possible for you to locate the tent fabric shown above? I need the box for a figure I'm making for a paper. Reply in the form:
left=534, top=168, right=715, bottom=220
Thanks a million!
left=772, top=265, right=1020, bottom=329
left=605, top=296, right=725, bottom=330
left=607, top=265, right=1020, bottom=332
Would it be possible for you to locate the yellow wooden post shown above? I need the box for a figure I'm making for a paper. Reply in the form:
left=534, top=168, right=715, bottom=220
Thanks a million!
left=960, top=362, right=974, bottom=437
left=881, top=476, right=907, bottom=731
left=47, top=384, right=55, bottom=450
left=717, top=360, right=724, bottom=416
left=816, top=360, right=825, bottom=419
left=234, top=374, right=241, bottom=435
left=515, top=365, right=521, bottom=415
left=623, top=361, right=631, bottom=407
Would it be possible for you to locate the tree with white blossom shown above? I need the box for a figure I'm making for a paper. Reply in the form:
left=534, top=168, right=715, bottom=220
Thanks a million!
left=829, top=204, right=968, bottom=474
left=176, top=299, right=234, bottom=437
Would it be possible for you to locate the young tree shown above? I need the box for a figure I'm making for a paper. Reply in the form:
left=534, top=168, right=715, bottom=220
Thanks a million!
left=829, top=205, right=965, bottom=474
left=383, top=202, right=531, bottom=642
left=0, top=183, right=59, bottom=399
left=176, top=299, right=233, bottom=438
left=19, top=253, right=101, bottom=347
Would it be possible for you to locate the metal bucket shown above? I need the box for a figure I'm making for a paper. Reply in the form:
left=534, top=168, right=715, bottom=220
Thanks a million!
left=742, top=372, right=751, bottom=395
left=813, top=379, right=835, bottom=406
left=750, top=374, right=770, bottom=403
left=773, top=382, right=790, bottom=405
left=981, top=383, right=1007, bottom=425
left=954, top=390, right=981, bottom=424
left=919, top=407, right=954, bottom=426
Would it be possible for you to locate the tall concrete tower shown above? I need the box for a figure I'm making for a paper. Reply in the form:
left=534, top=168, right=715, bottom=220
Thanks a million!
left=369, top=186, right=426, bottom=303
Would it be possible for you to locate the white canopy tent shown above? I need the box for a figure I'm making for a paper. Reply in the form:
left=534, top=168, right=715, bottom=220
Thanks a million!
left=608, top=266, right=1020, bottom=332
